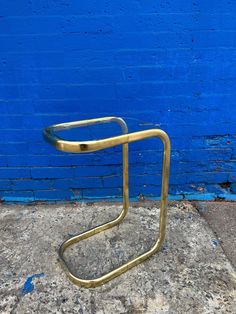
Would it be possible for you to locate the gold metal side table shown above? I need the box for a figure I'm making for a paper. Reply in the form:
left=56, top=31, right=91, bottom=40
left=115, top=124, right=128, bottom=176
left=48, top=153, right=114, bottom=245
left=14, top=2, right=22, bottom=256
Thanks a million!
left=43, top=116, right=170, bottom=288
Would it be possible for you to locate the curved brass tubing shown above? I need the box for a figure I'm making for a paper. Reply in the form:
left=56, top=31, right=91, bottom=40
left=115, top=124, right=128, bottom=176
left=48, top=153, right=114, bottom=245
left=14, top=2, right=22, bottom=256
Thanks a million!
left=43, top=117, right=170, bottom=288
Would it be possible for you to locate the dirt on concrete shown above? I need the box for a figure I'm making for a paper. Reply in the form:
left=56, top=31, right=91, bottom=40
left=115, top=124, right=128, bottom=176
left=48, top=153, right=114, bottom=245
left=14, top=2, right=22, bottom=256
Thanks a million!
left=0, top=201, right=235, bottom=313
left=195, top=201, right=236, bottom=270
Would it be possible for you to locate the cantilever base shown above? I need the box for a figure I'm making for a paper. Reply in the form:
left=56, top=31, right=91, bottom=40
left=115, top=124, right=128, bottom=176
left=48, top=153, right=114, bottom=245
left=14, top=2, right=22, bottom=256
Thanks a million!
left=58, top=206, right=165, bottom=288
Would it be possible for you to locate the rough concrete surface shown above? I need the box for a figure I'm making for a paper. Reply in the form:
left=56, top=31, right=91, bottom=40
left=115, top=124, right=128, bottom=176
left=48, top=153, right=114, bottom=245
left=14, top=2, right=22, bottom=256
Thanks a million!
left=195, top=201, right=236, bottom=269
left=0, top=201, right=235, bottom=314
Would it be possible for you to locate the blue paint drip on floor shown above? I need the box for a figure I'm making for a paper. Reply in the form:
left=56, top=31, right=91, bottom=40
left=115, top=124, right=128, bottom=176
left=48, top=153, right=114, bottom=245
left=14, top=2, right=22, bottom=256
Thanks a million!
left=211, top=239, right=219, bottom=249
left=21, top=273, right=45, bottom=295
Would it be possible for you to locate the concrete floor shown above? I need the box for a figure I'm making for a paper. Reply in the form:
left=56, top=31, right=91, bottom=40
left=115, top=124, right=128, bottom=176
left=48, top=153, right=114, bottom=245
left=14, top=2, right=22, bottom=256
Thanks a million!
left=195, top=201, right=236, bottom=270
left=0, top=201, right=235, bottom=313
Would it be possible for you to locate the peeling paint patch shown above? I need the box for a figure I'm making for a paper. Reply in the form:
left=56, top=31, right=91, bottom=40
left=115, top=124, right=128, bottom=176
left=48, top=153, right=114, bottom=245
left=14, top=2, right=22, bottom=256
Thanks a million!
left=21, top=273, right=45, bottom=295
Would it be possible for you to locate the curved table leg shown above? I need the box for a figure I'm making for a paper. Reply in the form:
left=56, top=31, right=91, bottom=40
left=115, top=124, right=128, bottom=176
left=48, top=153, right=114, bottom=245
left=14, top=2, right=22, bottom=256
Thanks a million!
left=59, top=141, right=129, bottom=287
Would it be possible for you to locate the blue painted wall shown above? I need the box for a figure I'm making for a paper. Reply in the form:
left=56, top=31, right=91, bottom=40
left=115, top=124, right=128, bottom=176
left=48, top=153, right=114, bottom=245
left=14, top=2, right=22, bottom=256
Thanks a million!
left=0, top=1, right=235, bottom=202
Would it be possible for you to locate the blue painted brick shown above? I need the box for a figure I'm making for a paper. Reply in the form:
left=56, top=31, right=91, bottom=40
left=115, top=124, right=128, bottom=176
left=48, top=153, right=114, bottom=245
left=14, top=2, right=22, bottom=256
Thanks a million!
left=31, top=167, right=74, bottom=179
left=232, top=183, right=236, bottom=194
left=219, top=194, right=236, bottom=201
left=0, top=168, right=31, bottom=179
left=1, top=1, right=236, bottom=202
left=53, top=178, right=103, bottom=189
left=0, top=180, right=12, bottom=190
left=82, top=188, right=122, bottom=199
left=34, top=190, right=73, bottom=201
left=11, top=179, right=53, bottom=191
left=228, top=173, right=236, bottom=183
left=1, top=191, right=34, bottom=202
left=184, top=193, right=216, bottom=201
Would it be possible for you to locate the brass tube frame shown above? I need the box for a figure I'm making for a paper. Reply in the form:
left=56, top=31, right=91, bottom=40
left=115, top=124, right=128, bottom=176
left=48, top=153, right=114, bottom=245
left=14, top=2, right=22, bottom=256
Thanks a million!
left=43, top=117, right=170, bottom=288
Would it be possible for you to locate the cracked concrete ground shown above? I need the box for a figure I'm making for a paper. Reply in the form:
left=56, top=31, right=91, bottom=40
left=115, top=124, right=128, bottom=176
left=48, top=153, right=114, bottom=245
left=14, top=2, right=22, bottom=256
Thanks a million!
left=0, top=201, right=235, bottom=314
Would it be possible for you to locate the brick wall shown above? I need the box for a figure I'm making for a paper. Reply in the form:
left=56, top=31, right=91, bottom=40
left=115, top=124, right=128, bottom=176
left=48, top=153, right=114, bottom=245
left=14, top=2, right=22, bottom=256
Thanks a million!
left=0, top=1, right=235, bottom=202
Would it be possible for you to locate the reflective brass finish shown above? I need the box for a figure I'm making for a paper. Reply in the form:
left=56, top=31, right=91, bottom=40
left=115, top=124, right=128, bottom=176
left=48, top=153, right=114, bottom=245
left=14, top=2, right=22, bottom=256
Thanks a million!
left=43, top=117, right=170, bottom=288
